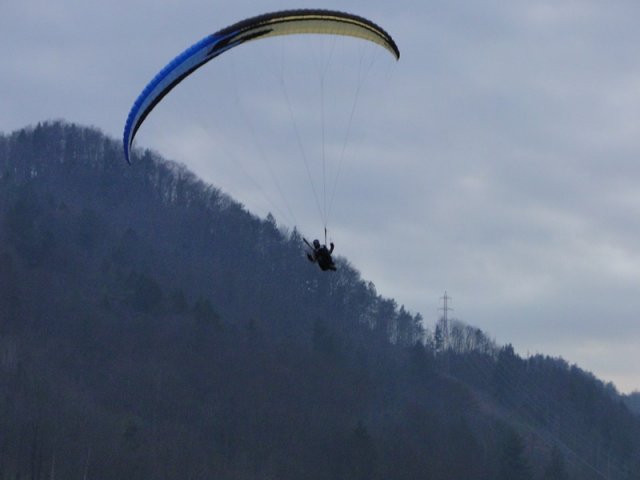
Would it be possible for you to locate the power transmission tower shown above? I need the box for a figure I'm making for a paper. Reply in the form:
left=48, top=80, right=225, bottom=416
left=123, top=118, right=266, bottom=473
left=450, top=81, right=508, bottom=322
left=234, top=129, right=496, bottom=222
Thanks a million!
left=439, top=291, right=453, bottom=321
left=438, top=291, right=453, bottom=348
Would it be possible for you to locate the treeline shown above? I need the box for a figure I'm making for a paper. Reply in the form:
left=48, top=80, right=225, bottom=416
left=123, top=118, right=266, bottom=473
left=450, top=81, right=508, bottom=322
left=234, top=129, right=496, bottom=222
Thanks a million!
left=626, top=393, right=640, bottom=415
left=0, top=122, right=639, bottom=479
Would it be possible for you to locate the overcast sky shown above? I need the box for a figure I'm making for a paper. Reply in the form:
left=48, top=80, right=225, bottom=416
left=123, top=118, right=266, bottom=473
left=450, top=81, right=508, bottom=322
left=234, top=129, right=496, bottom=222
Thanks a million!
left=3, top=0, right=640, bottom=393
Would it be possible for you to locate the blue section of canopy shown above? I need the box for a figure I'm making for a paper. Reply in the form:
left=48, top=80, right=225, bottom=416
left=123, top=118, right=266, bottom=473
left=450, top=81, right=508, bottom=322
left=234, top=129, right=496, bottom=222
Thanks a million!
left=123, top=32, right=236, bottom=164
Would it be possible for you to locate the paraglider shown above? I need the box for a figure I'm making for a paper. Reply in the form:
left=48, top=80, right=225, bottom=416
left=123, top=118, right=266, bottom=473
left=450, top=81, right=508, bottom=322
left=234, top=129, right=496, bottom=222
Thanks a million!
left=123, top=9, right=399, bottom=271
left=305, top=238, right=336, bottom=271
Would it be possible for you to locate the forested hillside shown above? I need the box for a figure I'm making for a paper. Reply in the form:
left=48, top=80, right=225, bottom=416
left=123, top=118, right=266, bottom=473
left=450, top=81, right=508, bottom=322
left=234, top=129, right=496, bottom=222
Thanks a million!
left=1, top=122, right=639, bottom=479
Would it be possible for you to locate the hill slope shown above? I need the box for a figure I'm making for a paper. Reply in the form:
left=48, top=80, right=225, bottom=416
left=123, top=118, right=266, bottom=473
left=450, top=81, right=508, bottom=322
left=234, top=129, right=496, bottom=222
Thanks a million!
left=0, top=121, right=639, bottom=479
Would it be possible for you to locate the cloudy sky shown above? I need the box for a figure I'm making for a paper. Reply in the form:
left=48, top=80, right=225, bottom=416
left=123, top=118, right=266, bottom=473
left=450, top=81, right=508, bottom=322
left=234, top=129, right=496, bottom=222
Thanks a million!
left=3, top=0, right=640, bottom=393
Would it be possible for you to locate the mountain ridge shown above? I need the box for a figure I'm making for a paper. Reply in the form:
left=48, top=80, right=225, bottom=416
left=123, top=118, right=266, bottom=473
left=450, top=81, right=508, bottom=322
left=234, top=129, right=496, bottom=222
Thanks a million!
left=1, top=120, right=638, bottom=479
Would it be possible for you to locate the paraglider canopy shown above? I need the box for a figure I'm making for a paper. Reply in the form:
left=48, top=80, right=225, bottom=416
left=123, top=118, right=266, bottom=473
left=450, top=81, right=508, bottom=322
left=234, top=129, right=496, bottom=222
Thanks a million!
left=123, top=9, right=399, bottom=165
